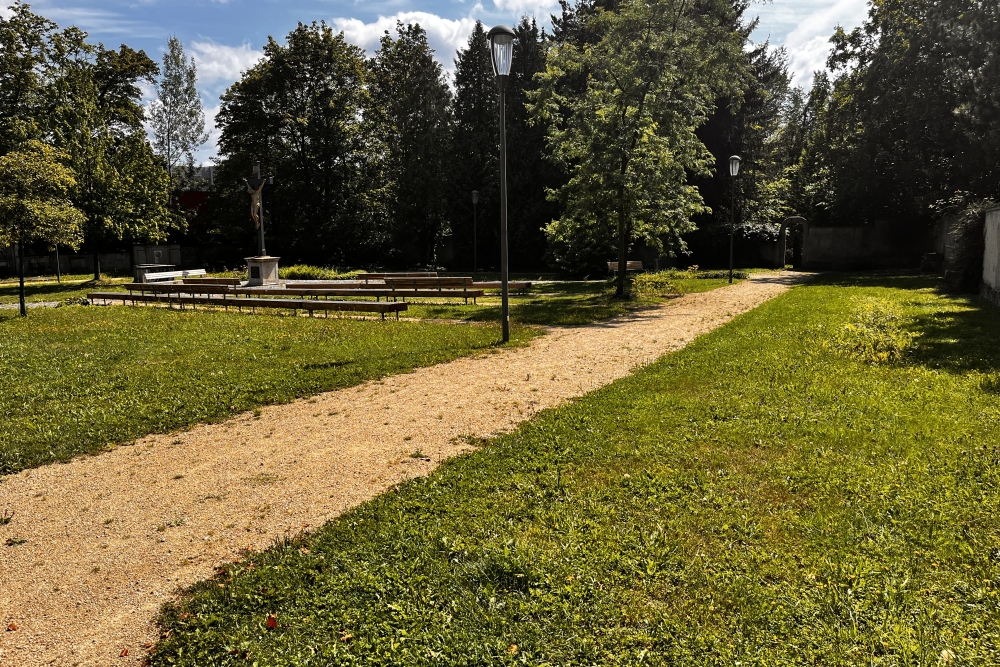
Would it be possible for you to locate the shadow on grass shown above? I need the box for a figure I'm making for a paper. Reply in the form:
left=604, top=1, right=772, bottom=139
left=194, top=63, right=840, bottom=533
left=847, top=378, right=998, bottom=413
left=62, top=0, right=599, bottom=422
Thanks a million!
left=813, top=272, right=1000, bottom=376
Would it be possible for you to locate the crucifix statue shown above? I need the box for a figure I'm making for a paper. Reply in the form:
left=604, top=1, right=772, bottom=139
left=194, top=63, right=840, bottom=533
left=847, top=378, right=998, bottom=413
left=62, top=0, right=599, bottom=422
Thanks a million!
left=244, top=161, right=273, bottom=256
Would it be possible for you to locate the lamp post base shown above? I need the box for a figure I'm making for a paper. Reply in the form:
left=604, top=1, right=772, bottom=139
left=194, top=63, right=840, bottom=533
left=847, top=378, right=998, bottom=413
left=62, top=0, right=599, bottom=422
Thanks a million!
left=246, top=256, right=280, bottom=286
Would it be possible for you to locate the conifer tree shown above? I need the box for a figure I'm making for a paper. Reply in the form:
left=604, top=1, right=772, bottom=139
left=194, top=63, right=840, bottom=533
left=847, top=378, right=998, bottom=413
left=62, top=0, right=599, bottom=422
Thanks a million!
left=369, top=23, right=453, bottom=267
left=450, top=21, right=498, bottom=269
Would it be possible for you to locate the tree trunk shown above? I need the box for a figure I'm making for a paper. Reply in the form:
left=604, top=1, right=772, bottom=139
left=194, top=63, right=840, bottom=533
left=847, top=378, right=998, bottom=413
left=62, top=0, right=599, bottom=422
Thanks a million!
left=93, top=246, right=101, bottom=281
left=17, top=243, right=26, bottom=317
left=616, top=183, right=628, bottom=298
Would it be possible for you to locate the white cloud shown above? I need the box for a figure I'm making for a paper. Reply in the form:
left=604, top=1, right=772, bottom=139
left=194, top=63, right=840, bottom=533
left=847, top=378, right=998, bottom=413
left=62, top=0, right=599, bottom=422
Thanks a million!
left=190, top=41, right=263, bottom=85
left=490, top=0, right=560, bottom=16
left=333, top=11, right=477, bottom=69
left=777, top=0, right=869, bottom=87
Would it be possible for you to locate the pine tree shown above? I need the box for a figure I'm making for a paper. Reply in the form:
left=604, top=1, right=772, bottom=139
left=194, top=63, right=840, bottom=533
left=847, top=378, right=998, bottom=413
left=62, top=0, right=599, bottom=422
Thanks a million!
left=450, top=21, right=498, bottom=270
left=369, top=23, right=453, bottom=267
left=150, top=36, right=208, bottom=192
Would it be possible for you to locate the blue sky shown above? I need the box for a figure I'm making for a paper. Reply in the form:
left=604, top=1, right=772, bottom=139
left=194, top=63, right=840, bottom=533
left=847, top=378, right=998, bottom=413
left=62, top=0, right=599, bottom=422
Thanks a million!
left=4, top=0, right=870, bottom=161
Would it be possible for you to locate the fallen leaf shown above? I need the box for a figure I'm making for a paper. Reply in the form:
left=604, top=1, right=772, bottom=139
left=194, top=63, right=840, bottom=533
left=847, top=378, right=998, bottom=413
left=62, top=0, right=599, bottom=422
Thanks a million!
left=340, top=629, right=353, bottom=642
left=509, top=644, right=518, bottom=655
left=266, top=614, right=278, bottom=629
left=6, top=622, right=17, bottom=632
left=299, top=547, right=310, bottom=555
left=120, top=648, right=129, bottom=657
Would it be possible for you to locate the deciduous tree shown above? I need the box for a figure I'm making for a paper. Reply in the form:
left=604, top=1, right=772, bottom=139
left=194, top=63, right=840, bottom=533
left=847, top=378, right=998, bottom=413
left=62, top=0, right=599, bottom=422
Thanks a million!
left=532, top=0, right=747, bottom=293
left=0, top=141, right=84, bottom=315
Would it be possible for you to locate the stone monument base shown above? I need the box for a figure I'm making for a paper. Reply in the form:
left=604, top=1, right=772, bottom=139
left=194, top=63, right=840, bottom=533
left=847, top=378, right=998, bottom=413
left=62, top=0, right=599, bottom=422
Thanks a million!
left=246, top=256, right=280, bottom=286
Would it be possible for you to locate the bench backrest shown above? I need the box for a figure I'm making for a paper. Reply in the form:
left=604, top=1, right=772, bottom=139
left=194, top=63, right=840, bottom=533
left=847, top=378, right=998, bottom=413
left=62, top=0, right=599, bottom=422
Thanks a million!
left=126, top=282, right=234, bottom=294
left=607, top=261, right=643, bottom=272
left=143, top=269, right=207, bottom=282
left=182, top=277, right=240, bottom=286
left=358, top=272, right=437, bottom=283
left=385, top=277, right=474, bottom=290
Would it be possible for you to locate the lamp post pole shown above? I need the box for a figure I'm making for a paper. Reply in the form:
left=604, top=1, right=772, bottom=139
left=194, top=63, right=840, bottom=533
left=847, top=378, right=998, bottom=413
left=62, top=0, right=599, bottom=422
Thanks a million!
left=728, top=155, right=741, bottom=284
left=488, top=25, right=515, bottom=344
left=498, top=80, right=510, bottom=342
left=472, top=190, right=479, bottom=274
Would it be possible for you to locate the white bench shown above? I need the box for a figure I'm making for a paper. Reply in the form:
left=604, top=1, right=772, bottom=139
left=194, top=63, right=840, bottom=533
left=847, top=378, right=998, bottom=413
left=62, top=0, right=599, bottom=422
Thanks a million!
left=142, top=269, right=207, bottom=283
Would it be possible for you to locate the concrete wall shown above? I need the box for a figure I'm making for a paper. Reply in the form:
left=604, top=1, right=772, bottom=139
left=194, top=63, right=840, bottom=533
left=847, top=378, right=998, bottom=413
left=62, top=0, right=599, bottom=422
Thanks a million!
left=801, top=220, right=937, bottom=270
left=0, top=244, right=213, bottom=277
left=980, top=208, right=1000, bottom=305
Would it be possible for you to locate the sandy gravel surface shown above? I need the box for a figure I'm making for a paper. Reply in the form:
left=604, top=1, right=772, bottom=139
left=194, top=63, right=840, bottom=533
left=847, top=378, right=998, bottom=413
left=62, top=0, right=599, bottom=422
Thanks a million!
left=0, top=273, right=804, bottom=666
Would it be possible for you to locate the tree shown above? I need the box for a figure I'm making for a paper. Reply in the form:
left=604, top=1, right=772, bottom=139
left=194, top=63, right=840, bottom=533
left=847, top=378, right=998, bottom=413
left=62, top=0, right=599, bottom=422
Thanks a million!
left=0, top=3, right=55, bottom=156
left=150, top=36, right=208, bottom=192
left=44, top=28, right=174, bottom=278
left=369, top=23, right=453, bottom=267
left=450, top=21, right=498, bottom=270
left=214, top=22, right=375, bottom=264
left=0, top=141, right=84, bottom=315
left=532, top=0, right=747, bottom=293
left=506, top=18, right=561, bottom=270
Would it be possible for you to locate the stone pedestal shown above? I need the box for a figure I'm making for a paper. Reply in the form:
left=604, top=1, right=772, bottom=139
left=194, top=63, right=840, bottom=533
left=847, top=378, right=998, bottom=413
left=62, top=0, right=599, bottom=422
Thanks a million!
left=245, top=256, right=280, bottom=286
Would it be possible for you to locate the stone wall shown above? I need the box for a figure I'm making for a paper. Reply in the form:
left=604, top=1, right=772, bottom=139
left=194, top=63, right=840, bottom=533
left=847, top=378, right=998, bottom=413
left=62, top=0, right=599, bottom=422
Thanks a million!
left=801, top=219, right=941, bottom=270
left=980, top=207, right=1000, bottom=305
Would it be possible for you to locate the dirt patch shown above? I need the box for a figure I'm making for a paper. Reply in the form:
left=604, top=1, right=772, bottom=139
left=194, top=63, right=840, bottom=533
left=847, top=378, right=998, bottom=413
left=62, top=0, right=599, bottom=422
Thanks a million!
left=0, top=273, right=805, bottom=666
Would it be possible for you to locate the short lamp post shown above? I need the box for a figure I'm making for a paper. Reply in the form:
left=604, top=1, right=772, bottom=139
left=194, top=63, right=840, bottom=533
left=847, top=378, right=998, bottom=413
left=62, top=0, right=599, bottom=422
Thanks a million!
left=471, top=190, right=479, bottom=274
left=728, top=155, right=742, bottom=284
left=488, top=24, right=514, bottom=343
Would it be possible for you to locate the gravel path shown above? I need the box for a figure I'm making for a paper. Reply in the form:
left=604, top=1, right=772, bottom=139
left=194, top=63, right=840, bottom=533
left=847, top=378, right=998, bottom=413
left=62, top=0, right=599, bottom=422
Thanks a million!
left=0, top=273, right=805, bottom=666
left=0, top=301, right=60, bottom=310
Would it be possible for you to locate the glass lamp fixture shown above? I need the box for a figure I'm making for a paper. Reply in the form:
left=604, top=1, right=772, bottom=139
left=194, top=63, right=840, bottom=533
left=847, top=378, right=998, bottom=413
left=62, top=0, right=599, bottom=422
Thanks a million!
left=729, top=155, right=742, bottom=177
left=488, top=25, right=515, bottom=78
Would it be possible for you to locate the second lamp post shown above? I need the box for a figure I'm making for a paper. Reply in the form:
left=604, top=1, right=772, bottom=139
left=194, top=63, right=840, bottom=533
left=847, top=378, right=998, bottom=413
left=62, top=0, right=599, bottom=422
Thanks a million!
left=488, top=24, right=514, bottom=343
left=728, top=155, right=741, bottom=284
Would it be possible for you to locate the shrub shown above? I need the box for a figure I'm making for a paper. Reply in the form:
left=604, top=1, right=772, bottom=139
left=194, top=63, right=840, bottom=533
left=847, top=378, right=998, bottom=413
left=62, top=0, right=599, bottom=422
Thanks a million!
left=278, top=265, right=359, bottom=281
left=631, top=271, right=679, bottom=297
left=833, top=298, right=917, bottom=364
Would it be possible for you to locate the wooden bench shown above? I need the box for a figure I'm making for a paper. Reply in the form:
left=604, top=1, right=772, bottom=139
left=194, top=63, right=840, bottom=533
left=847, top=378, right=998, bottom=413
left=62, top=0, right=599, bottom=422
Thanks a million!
left=385, top=277, right=478, bottom=303
left=125, top=282, right=236, bottom=298
left=87, top=292, right=407, bottom=319
left=607, top=261, right=643, bottom=275
left=141, top=269, right=207, bottom=283
left=358, top=272, right=437, bottom=283
left=240, top=286, right=484, bottom=303
left=182, top=277, right=241, bottom=286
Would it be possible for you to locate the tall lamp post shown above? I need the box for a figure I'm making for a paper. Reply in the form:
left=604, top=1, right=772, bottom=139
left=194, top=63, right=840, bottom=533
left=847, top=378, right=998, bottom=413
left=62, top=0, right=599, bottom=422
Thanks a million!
left=488, top=24, right=514, bottom=343
left=471, top=190, right=479, bottom=273
left=728, top=155, right=742, bottom=284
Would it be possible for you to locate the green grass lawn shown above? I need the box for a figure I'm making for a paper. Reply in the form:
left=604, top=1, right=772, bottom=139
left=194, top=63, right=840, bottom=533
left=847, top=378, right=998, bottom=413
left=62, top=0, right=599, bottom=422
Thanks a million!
left=152, top=275, right=1000, bottom=666
left=0, top=307, right=539, bottom=475
left=0, top=275, right=130, bottom=305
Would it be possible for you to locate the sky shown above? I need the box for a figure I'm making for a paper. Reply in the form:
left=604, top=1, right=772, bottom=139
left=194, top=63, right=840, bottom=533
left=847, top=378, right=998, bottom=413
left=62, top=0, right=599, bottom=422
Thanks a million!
left=3, top=0, right=871, bottom=162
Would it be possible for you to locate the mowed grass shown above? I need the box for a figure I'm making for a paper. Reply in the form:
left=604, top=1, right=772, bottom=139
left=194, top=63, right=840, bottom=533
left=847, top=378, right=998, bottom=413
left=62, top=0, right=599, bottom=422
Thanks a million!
left=152, top=275, right=1000, bottom=666
left=0, top=306, right=539, bottom=475
left=0, top=275, right=131, bottom=305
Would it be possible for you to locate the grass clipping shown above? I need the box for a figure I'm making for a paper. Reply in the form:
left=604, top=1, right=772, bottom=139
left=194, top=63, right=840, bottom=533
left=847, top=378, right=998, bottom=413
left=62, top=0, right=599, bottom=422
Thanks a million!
left=834, top=297, right=918, bottom=364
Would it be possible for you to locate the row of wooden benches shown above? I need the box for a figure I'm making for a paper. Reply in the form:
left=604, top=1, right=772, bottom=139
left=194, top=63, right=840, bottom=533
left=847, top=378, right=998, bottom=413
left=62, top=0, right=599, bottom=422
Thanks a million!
left=122, top=282, right=485, bottom=304
left=176, top=275, right=532, bottom=293
left=87, top=292, right=408, bottom=318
